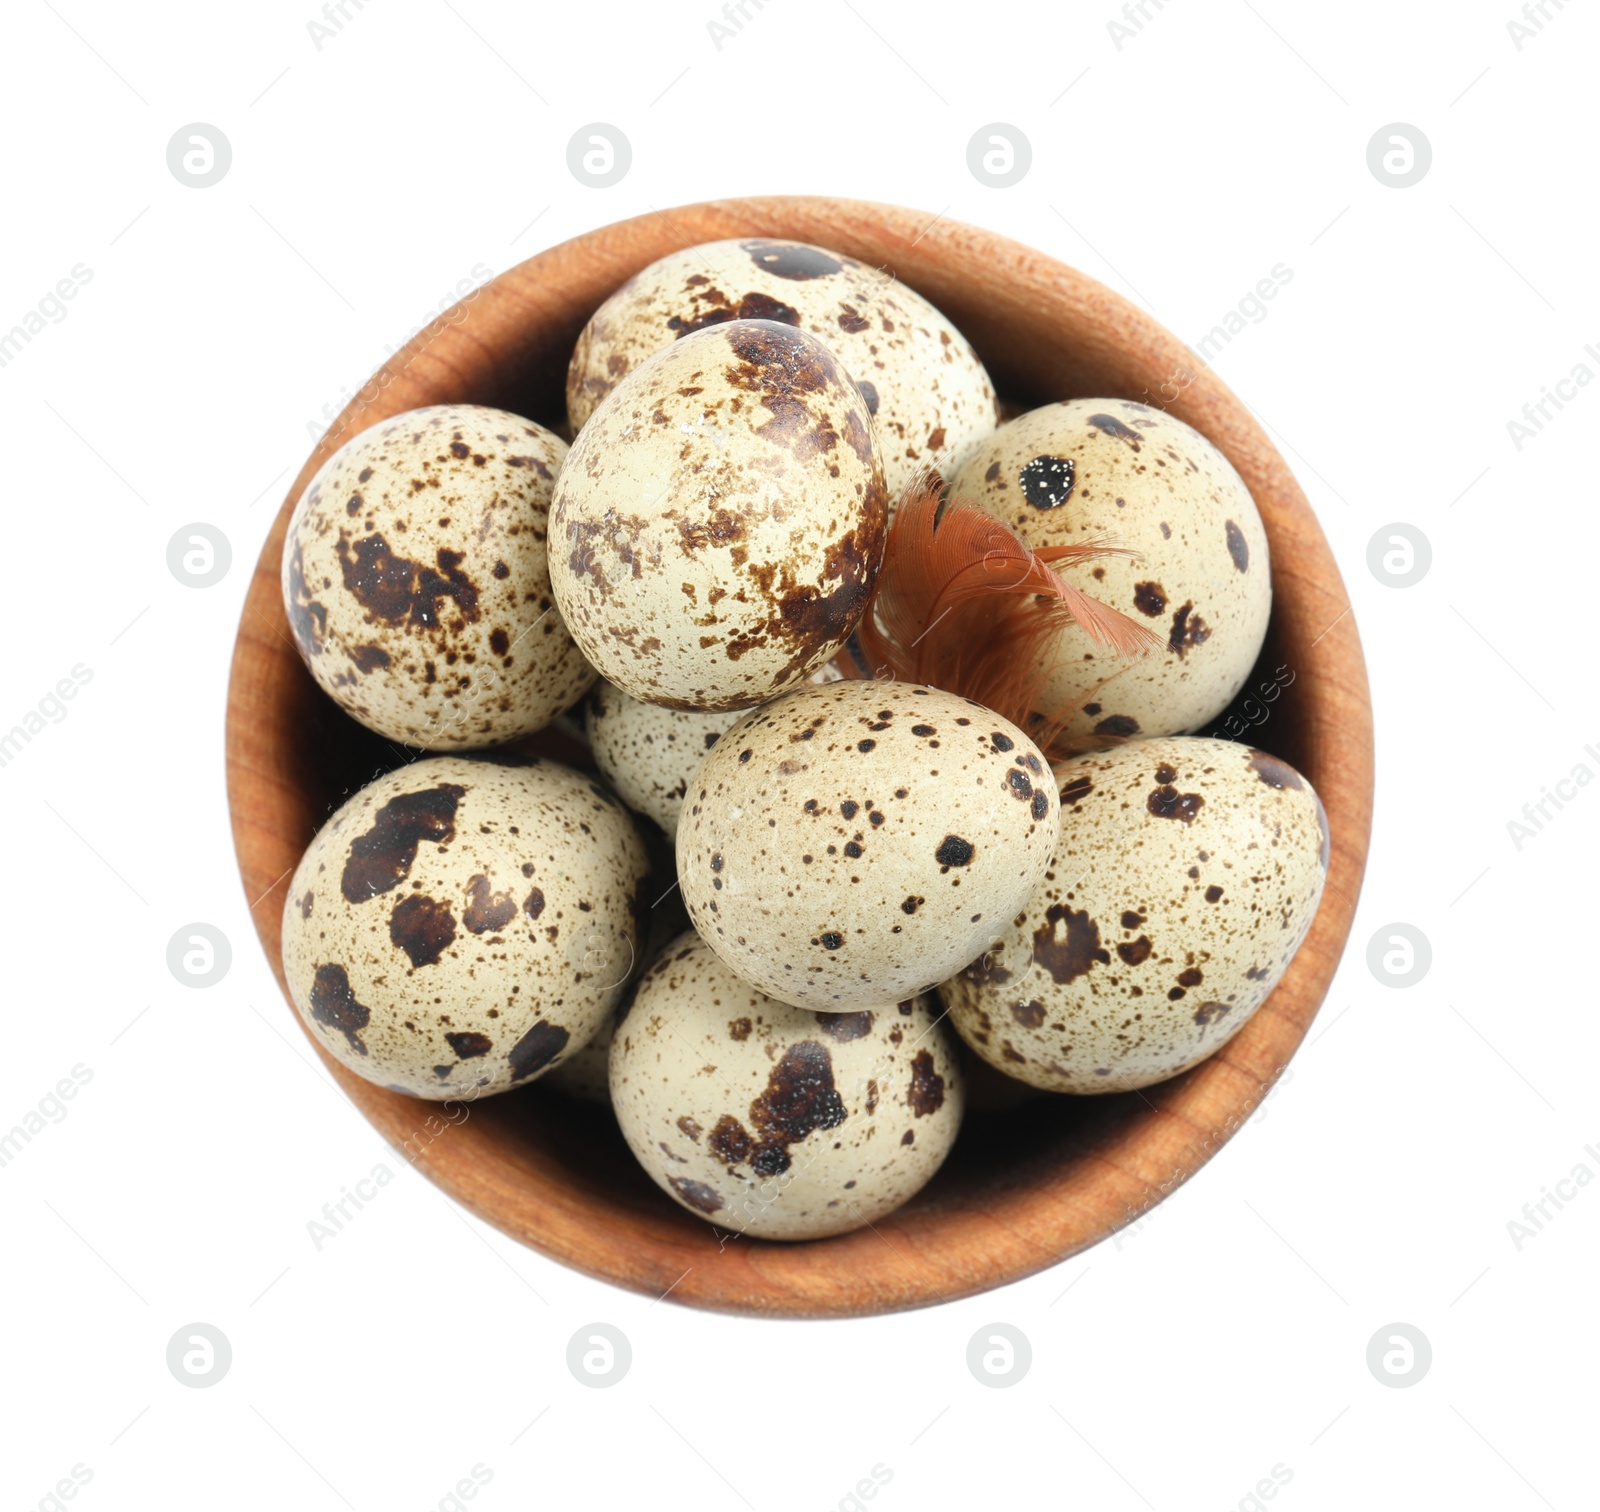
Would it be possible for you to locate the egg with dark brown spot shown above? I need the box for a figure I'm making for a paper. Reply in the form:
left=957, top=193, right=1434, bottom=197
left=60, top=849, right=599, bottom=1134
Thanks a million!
left=609, top=931, right=963, bottom=1239
left=281, top=405, right=595, bottom=749
left=586, top=679, right=744, bottom=838
left=677, top=680, right=1057, bottom=1010
left=948, top=399, right=1271, bottom=739
left=566, top=238, right=999, bottom=495
left=586, top=661, right=849, bottom=838
left=549, top=321, right=886, bottom=711
left=940, top=737, right=1326, bottom=1093
left=282, top=756, right=649, bottom=1099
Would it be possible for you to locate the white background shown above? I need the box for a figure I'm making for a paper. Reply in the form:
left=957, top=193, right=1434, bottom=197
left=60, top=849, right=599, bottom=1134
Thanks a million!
left=2, top=1, right=1596, bottom=1508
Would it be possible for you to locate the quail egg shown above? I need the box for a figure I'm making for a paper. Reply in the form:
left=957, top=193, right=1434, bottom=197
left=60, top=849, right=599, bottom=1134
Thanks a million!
left=586, top=681, right=744, bottom=839
left=549, top=320, right=886, bottom=710
left=946, top=399, right=1271, bottom=740
left=282, top=755, right=649, bottom=1098
left=567, top=237, right=1000, bottom=495
left=940, top=737, right=1328, bottom=1093
left=610, top=931, right=964, bottom=1239
left=678, top=679, right=1058, bottom=1011
left=282, top=405, right=595, bottom=749
left=586, top=662, right=848, bottom=838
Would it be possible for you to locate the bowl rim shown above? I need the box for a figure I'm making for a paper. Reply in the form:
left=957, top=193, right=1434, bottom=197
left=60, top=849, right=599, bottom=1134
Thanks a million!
left=226, top=195, right=1374, bottom=1318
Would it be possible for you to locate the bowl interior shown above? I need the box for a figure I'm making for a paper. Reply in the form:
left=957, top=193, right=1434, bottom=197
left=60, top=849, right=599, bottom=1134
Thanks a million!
left=226, top=197, right=1372, bottom=1317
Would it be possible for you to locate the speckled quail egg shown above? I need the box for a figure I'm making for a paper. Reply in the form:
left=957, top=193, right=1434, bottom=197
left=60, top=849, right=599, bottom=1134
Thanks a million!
left=586, top=662, right=848, bottom=838
left=678, top=679, right=1059, bottom=1011
left=940, top=737, right=1328, bottom=1093
left=610, top=931, right=964, bottom=1239
left=586, top=681, right=744, bottom=838
left=549, top=320, right=886, bottom=711
left=567, top=237, right=1000, bottom=496
left=282, top=404, right=596, bottom=749
left=946, top=399, right=1271, bottom=741
left=281, top=755, right=649, bottom=1099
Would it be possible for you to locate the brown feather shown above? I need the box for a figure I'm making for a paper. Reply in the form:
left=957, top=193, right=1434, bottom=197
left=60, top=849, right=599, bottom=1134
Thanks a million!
left=853, top=474, right=1158, bottom=757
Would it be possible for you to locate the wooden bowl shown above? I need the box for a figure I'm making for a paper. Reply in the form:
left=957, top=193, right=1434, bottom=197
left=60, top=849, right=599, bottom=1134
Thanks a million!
left=226, top=197, right=1373, bottom=1317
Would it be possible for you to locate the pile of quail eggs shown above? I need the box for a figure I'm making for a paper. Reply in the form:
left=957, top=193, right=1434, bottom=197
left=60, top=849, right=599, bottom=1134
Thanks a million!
left=278, top=236, right=1329, bottom=1242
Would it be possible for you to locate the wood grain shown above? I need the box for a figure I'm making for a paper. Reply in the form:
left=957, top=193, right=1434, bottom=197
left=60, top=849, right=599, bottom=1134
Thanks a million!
left=225, top=197, right=1374, bottom=1317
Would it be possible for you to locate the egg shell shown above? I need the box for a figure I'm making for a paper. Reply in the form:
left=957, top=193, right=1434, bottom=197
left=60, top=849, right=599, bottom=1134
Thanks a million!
left=677, top=679, right=1059, bottom=1011
left=549, top=320, right=887, bottom=711
left=586, top=662, right=848, bottom=838
left=610, top=931, right=964, bottom=1239
left=939, top=737, right=1328, bottom=1094
left=585, top=680, right=744, bottom=838
left=567, top=237, right=1000, bottom=496
left=282, top=405, right=596, bottom=749
left=281, top=755, right=650, bottom=1099
left=946, top=399, right=1271, bottom=740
